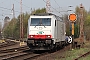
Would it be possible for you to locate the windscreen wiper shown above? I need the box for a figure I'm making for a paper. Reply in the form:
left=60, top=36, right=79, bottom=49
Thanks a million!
left=34, top=23, right=46, bottom=28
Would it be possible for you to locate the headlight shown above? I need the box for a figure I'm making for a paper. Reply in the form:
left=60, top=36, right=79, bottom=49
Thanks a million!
left=30, top=35, right=33, bottom=38
left=47, top=36, right=50, bottom=38
left=46, top=40, right=51, bottom=44
left=46, top=35, right=51, bottom=38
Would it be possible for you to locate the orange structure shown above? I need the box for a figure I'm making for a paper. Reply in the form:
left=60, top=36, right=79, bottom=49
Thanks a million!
left=69, top=13, right=77, bottom=22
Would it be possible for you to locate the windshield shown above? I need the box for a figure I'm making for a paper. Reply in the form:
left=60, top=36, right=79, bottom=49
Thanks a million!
left=30, top=18, right=51, bottom=26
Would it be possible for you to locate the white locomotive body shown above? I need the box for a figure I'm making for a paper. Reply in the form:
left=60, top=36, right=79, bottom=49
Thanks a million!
left=27, top=13, right=66, bottom=50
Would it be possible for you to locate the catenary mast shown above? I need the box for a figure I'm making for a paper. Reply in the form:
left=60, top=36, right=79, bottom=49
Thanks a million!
left=79, top=4, right=84, bottom=47
left=20, top=0, right=23, bottom=40
left=46, top=0, right=51, bottom=13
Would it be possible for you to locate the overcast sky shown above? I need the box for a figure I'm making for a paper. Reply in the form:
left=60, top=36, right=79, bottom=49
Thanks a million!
left=0, top=0, right=90, bottom=23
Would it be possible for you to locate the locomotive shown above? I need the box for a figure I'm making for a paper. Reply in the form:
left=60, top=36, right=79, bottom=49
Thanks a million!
left=27, top=13, right=67, bottom=51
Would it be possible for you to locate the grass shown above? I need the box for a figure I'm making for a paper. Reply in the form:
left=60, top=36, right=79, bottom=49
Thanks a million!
left=55, top=41, right=90, bottom=60
left=62, top=48, right=90, bottom=60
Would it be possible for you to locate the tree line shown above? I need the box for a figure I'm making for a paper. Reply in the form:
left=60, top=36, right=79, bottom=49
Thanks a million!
left=2, top=7, right=90, bottom=40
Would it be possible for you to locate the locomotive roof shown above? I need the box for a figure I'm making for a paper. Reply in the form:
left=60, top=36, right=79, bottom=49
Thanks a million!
left=31, top=13, right=63, bottom=21
left=31, top=13, right=56, bottom=16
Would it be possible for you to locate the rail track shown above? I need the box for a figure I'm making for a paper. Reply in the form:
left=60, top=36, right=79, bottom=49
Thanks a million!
left=2, top=52, right=39, bottom=60
left=0, top=41, right=6, bottom=45
left=24, top=52, right=49, bottom=60
left=74, top=51, right=90, bottom=60
left=0, top=39, right=71, bottom=60
left=0, top=40, right=17, bottom=48
left=0, top=46, right=47, bottom=60
left=0, top=44, right=70, bottom=60
left=0, top=46, right=28, bottom=53
left=0, top=46, right=30, bottom=60
left=2, top=51, right=49, bottom=60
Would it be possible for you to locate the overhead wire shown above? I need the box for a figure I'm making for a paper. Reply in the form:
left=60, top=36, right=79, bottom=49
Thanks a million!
left=0, top=0, right=65, bottom=17
left=42, top=0, right=63, bottom=16
left=42, top=0, right=59, bottom=12
left=14, top=0, right=31, bottom=9
left=0, top=0, right=30, bottom=16
left=53, top=0, right=64, bottom=11
left=0, top=6, right=20, bottom=13
left=0, top=0, right=32, bottom=19
left=0, top=6, right=21, bottom=18
left=0, top=0, right=6, bottom=4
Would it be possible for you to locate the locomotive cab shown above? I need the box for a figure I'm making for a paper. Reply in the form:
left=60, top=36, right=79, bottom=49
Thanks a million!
left=27, top=13, right=66, bottom=51
left=27, top=13, right=54, bottom=50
